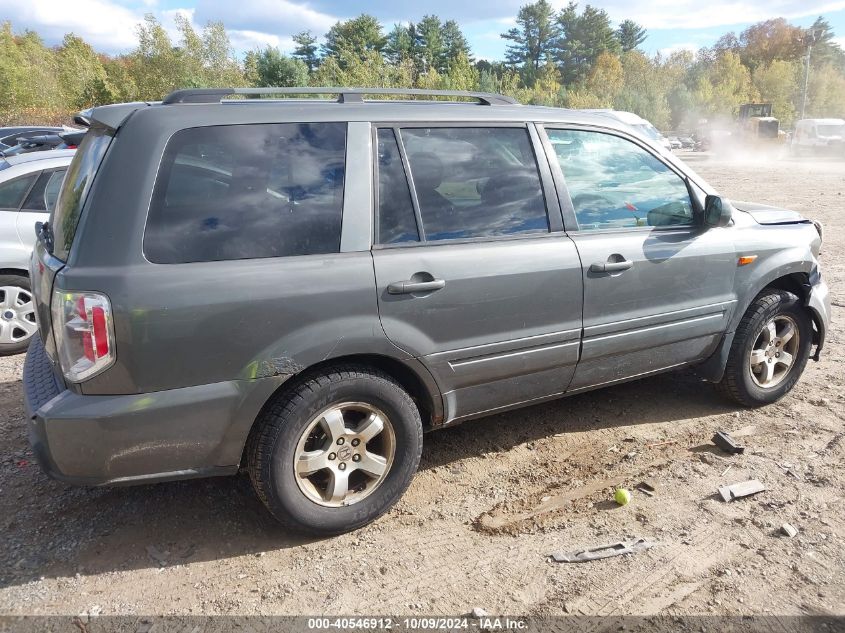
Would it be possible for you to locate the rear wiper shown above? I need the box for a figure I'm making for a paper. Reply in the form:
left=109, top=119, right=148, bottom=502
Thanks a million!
left=35, top=221, right=54, bottom=252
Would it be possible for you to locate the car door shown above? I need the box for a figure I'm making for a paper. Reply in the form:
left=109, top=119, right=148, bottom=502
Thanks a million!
left=541, top=125, right=738, bottom=391
left=371, top=124, right=583, bottom=424
left=16, top=168, right=65, bottom=245
left=0, top=171, right=39, bottom=267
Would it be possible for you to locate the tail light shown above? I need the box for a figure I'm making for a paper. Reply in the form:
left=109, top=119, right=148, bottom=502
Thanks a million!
left=51, top=291, right=115, bottom=382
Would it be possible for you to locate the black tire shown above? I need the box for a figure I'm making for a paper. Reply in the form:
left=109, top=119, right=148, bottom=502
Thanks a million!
left=0, top=274, right=36, bottom=357
left=718, top=289, right=813, bottom=407
left=247, top=365, right=423, bottom=536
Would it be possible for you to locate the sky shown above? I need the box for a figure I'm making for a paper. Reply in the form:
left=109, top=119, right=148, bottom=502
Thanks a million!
left=2, top=0, right=845, bottom=60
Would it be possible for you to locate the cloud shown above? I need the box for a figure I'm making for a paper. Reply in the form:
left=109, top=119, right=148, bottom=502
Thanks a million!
left=0, top=0, right=144, bottom=51
left=229, top=31, right=296, bottom=53
left=590, top=0, right=845, bottom=30
left=658, top=43, right=699, bottom=56
left=192, top=0, right=339, bottom=36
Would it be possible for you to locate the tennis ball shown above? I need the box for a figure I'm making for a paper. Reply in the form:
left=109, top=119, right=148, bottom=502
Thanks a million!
left=614, top=488, right=631, bottom=506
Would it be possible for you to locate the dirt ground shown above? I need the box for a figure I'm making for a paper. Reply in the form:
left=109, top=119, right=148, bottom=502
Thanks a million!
left=0, top=154, right=843, bottom=620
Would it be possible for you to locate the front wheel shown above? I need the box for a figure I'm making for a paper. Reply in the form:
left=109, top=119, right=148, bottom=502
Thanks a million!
left=718, top=290, right=813, bottom=407
left=247, top=366, right=423, bottom=535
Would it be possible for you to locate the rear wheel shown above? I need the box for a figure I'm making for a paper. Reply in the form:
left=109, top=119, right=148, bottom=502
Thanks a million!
left=0, top=275, right=38, bottom=356
left=248, top=366, right=423, bottom=535
left=718, top=290, right=812, bottom=407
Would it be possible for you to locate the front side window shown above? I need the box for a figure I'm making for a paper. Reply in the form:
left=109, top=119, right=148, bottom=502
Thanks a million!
left=0, top=173, right=37, bottom=210
left=547, top=129, right=694, bottom=230
left=145, top=123, right=347, bottom=264
left=400, top=127, right=548, bottom=241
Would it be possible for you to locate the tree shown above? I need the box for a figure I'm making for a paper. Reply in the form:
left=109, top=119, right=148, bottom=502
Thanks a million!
left=807, top=16, right=845, bottom=72
left=385, top=24, right=414, bottom=65
left=614, top=50, right=670, bottom=128
left=554, top=2, right=621, bottom=86
left=255, top=47, right=309, bottom=87
left=415, top=15, right=444, bottom=73
left=322, top=14, right=385, bottom=66
left=292, top=31, right=319, bottom=72
left=806, top=62, right=845, bottom=116
left=501, top=0, right=559, bottom=86
left=56, top=34, right=109, bottom=109
left=442, top=20, right=472, bottom=67
left=753, top=59, right=800, bottom=127
left=615, top=20, right=646, bottom=52
left=584, top=50, right=623, bottom=105
left=692, top=51, right=758, bottom=118
left=738, top=18, right=804, bottom=70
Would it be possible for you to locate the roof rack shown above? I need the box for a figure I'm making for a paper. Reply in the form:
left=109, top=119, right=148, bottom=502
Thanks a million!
left=161, top=87, right=518, bottom=106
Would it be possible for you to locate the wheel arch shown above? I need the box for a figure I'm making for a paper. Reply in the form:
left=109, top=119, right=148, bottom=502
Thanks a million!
left=696, top=270, right=816, bottom=382
left=0, top=268, right=29, bottom=278
left=237, top=353, right=443, bottom=469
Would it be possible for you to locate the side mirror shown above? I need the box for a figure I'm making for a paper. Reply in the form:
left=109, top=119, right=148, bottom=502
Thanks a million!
left=704, top=195, right=732, bottom=228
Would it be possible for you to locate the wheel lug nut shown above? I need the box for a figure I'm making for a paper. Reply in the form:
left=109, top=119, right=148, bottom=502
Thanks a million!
left=336, top=438, right=345, bottom=445
left=328, top=452, right=336, bottom=460
left=338, top=462, right=347, bottom=471
left=352, top=454, right=361, bottom=462
left=351, top=438, right=360, bottom=447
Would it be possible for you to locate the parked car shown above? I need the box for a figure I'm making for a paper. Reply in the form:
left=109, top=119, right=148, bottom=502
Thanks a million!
left=791, top=118, right=845, bottom=155
left=0, top=126, right=66, bottom=152
left=668, top=136, right=683, bottom=150
left=23, top=88, right=829, bottom=536
left=679, top=136, right=695, bottom=149
left=0, top=150, right=73, bottom=355
left=581, top=109, right=673, bottom=152
left=1, top=130, right=85, bottom=157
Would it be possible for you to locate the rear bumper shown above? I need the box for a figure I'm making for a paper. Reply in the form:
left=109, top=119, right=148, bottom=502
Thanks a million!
left=23, top=336, right=245, bottom=485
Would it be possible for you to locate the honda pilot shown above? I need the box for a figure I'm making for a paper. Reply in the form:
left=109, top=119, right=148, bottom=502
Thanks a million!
left=23, top=88, right=830, bottom=535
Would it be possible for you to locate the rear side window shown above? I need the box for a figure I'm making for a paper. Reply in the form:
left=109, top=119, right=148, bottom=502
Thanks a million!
left=52, top=127, right=113, bottom=261
left=400, top=127, right=548, bottom=241
left=376, top=129, right=419, bottom=244
left=0, top=173, right=37, bottom=209
left=22, top=169, right=66, bottom=212
left=145, top=123, right=346, bottom=264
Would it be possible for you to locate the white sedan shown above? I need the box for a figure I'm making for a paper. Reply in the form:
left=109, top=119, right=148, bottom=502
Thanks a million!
left=0, top=149, right=74, bottom=355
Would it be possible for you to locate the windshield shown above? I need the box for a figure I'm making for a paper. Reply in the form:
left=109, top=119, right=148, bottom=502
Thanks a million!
left=632, top=123, right=662, bottom=141
left=50, top=127, right=112, bottom=261
left=817, top=124, right=845, bottom=137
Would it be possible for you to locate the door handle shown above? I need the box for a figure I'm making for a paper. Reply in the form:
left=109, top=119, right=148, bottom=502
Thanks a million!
left=590, top=259, right=633, bottom=273
left=387, top=279, right=446, bottom=294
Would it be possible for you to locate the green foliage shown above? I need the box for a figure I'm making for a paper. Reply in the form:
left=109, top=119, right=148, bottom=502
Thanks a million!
left=501, top=0, right=559, bottom=86
left=0, top=8, right=844, bottom=135
left=555, top=3, right=621, bottom=86
left=616, top=20, right=647, bottom=53
left=292, top=31, right=320, bottom=72
left=255, top=47, right=308, bottom=87
left=322, top=14, right=385, bottom=67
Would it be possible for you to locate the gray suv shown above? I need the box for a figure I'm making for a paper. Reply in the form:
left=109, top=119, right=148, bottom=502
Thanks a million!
left=23, top=88, right=830, bottom=535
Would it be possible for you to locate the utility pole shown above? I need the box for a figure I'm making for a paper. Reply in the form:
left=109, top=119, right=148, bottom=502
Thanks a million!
left=801, top=28, right=823, bottom=119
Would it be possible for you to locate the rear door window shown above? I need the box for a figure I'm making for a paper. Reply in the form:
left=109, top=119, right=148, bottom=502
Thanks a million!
left=145, top=122, right=347, bottom=264
left=398, top=127, right=548, bottom=242
left=22, top=169, right=67, bottom=212
left=0, top=173, right=37, bottom=210
left=376, top=128, right=419, bottom=244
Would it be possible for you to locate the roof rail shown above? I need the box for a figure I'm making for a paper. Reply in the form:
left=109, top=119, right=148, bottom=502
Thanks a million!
left=162, top=87, right=519, bottom=106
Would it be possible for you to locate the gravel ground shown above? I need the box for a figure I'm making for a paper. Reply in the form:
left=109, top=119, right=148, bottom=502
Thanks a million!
left=0, top=154, right=843, bottom=618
